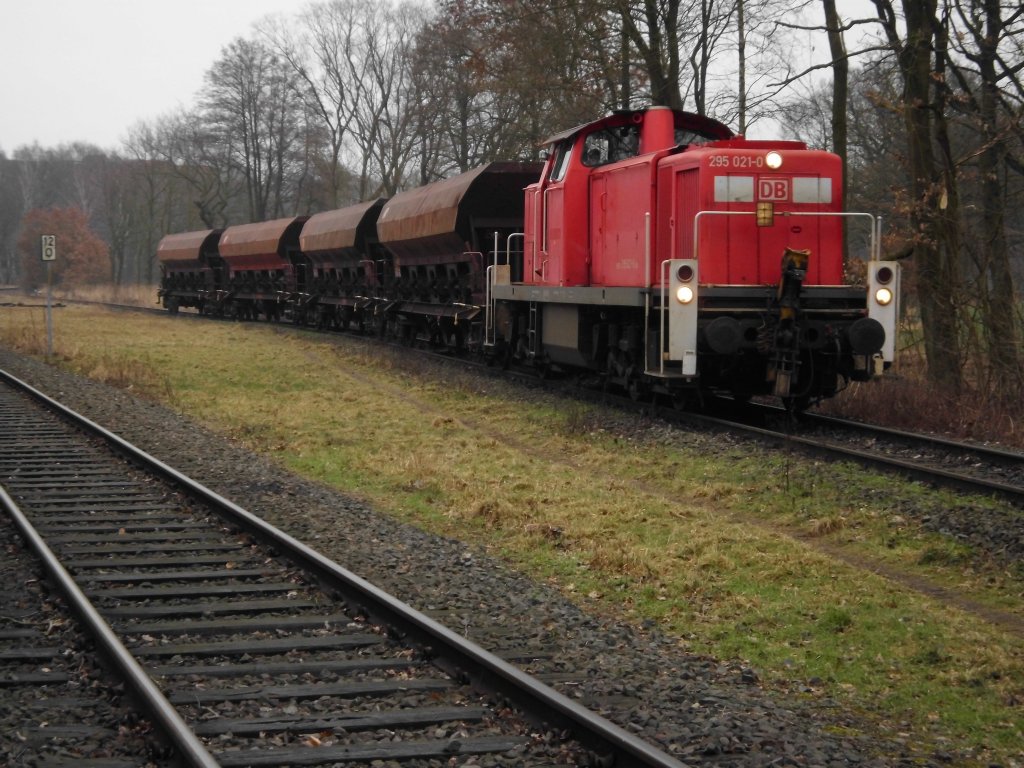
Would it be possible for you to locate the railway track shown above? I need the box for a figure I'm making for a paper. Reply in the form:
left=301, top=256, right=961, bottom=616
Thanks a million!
left=787, top=409, right=1023, bottom=497
left=680, top=401, right=1024, bottom=506
left=0, top=367, right=688, bottom=768
left=476, top=351, right=1024, bottom=510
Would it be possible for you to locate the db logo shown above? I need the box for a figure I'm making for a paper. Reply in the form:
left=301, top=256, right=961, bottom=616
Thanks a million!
left=758, top=178, right=790, bottom=201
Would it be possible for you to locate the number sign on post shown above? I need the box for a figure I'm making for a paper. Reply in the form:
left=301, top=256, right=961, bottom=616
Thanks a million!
left=41, top=234, right=56, bottom=261
left=40, top=235, right=56, bottom=355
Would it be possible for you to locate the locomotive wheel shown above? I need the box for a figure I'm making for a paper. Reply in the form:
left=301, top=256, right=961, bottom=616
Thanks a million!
left=783, top=395, right=811, bottom=415
left=670, top=388, right=695, bottom=410
left=627, top=375, right=647, bottom=402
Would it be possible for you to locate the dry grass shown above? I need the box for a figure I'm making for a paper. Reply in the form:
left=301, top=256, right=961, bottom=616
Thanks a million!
left=820, top=374, right=1024, bottom=449
left=57, top=282, right=160, bottom=308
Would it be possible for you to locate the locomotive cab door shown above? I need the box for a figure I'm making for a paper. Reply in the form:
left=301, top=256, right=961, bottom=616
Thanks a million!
left=526, top=139, right=590, bottom=287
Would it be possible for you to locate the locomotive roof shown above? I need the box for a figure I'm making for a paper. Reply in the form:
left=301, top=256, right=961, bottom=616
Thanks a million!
left=219, top=216, right=308, bottom=258
left=156, top=229, right=222, bottom=263
left=300, top=199, right=386, bottom=254
left=540, top=107, right=733, bottom=147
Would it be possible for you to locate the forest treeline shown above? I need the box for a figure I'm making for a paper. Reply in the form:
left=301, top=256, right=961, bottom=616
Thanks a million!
left=0, top=0, right=1021, bottom=400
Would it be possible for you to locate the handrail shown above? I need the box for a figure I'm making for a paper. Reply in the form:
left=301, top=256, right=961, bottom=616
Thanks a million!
left=506, top=232, right=524, bottom=265
left=692, top=210, right=879, bottom=262
left=485, top=264, right=496, bottom=346
left=642, top=213, right=655, bottom=376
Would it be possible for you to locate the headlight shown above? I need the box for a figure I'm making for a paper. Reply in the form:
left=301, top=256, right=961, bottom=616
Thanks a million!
left=766, top=151, right=783, bottom=169
left=875, top=287, right=893, bottom=306
left=676, top=285, right=694, bottom=304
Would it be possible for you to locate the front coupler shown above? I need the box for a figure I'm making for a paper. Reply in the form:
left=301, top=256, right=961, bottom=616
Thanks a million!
left=765, top=248, right=809, bottom=398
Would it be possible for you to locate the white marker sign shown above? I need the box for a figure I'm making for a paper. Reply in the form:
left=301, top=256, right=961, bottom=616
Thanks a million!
left=41, top=234, right=56, bottom=261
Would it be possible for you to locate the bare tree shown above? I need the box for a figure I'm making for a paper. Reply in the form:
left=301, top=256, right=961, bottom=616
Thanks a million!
left=415, top=0, right=618, bottom=179
left=360, top=4, right=430, bottom=195
left=683, top=0, right=736, bottom=116
left=944, top=0, right=1023, bottom=399
left=118, top=125, right=198, bottom=284
left=611, top=0, right=806, bottom=130
left=260, top=2, right=363, bottom=209
left=144, top=110, right=241, bottom=228
left=203, top=38, right=306, bottom=222
left=823, top=0, right=848, bottom=201
left=0, top=153, right=25, bottom=283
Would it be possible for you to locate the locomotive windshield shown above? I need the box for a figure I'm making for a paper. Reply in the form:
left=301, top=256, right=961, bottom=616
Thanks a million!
left=582, top=125, right=640, bottom=167
left=580, top=123, right=719, bottom=168
left=675, top=127, right=714, bottom=146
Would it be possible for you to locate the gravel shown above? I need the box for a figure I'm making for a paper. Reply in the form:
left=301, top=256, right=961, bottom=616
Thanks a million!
left=0, top=505, right=172, bottom=766
left=0, top=347, right=969, bottom=767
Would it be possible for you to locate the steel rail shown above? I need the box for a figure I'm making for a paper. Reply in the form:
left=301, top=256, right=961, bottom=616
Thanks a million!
left=796, top=409, right=1024, bottom=464
left=0, top=366, right=689, bottom=768
left=662, top=405, right=1024, bottom=505
left=0, top=481, right=220, bottom=768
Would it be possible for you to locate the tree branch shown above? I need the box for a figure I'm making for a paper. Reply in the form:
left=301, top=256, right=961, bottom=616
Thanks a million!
left=767, top=45, right=893, bottom=90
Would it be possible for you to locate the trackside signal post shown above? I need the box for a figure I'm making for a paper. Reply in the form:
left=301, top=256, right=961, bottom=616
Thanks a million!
left=40, top=234, right=56, bottom=355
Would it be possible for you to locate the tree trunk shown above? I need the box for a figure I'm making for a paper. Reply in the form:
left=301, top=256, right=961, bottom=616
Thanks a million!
left=884, top=0, right=962, bottom=392
left=975, top=0, right=1021, bottom=400
left=737, top=0, right=746, bottom=134
left=618, top=0, right=684, bottom=110
left=823, top=0, right=848, bottom=258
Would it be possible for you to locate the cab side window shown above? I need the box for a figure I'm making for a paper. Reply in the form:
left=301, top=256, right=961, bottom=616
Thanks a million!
left=548, top=142, right=572, bottom=182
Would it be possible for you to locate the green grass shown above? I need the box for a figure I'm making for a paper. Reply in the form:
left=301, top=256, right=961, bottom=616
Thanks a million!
left=1, top=305, right=1021, bottom=765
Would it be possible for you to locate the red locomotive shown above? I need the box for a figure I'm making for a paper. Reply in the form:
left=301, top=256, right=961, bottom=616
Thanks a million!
left=158, top=106, right=899, bottom=408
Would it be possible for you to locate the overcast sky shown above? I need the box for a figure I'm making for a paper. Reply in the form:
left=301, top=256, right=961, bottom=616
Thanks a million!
left=1, top=1, right=881, bottom=155
left=0, top=0, right=307, bottom=154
